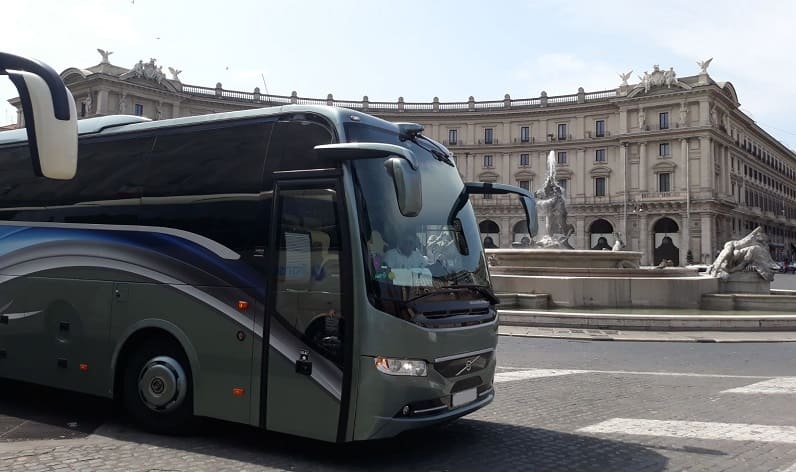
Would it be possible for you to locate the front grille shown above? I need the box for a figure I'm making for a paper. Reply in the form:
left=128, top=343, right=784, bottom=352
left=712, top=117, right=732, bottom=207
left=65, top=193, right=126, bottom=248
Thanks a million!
left=435, top=351, right=494, bottom=378
left=412, top=307, right=496, bottom=328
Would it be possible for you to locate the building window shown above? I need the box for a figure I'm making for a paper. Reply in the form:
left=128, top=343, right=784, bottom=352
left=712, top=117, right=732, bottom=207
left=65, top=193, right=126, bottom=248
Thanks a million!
left=448, top=129, right=457, bottom=145
left=595, top=120, right=605, bottom=137
left=134, top=103, right=144, bottom=116
left=520, top=126, right=530, bottom=143
left=80, top=102, right=87, bottom=117
left=595, top=177, right=606, bottom=197
left=517, top=180, right=530, bottom=191
left=484, top=128, right=493, bottom=144
left=659, top=142, right=670, bottom=157
left=659, top=112, right=669, bottom=130
left=556, top=151, right=567, bottom=165
left=557, top=123, right=567, bottom=140
left=557, top=179, right=568, bottom=196
left=483, top=154, right=493, bottom=168
left=659, top=172, right=671, bottom=192
left=519, top=153, right=529, bottom=166
left=595, top=149, right=606, bottom=162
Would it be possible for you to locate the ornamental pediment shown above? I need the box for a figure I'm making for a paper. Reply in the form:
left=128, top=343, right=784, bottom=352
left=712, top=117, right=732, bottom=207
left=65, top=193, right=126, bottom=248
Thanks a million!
left=478, top=171, right=500, bottom=181
left=589, top=166, right=612, bottom=177
left=652, top=161, right=677, bottom=172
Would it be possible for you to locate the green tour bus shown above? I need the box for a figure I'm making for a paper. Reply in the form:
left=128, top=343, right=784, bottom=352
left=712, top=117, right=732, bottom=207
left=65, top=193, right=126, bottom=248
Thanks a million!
left=0, top=52, right=538, bottom=442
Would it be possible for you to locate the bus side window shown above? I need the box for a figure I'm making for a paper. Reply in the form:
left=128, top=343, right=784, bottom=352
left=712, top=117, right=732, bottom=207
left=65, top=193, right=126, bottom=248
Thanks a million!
left=140, top=122, right=272, bottom=274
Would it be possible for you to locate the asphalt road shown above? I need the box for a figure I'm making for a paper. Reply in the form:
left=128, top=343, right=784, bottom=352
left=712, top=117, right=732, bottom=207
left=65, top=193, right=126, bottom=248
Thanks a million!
left=1, top=336, right=796, bottom=471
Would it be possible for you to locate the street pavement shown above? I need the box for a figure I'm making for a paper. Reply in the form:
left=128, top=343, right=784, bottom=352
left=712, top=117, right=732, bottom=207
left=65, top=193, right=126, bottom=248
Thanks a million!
left=3, top=337, right=796, bottom=470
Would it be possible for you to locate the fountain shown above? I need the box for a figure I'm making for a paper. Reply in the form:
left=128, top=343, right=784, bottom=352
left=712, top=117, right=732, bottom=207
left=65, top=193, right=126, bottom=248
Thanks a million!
left=530, top=151, right=574, bottom=249
left=487, top=151, right=715, bottom=309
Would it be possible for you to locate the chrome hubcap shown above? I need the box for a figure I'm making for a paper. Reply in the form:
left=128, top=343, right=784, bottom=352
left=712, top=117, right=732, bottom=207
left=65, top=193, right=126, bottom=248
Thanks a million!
left=138, top=356, right=187, bottom=413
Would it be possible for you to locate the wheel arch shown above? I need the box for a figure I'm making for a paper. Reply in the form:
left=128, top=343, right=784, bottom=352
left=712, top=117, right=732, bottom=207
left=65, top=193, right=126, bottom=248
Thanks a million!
left=111, top=319, right=200, bottom=404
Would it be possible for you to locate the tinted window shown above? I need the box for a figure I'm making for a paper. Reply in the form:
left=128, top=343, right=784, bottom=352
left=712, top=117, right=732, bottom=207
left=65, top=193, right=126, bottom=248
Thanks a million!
left=145, top=122, right=271, bottom=197
left=264, top=119, right=336, bottom=186
left=140, top=122, right=273, bottom=273
left=0, top=136, right=151, bottom=224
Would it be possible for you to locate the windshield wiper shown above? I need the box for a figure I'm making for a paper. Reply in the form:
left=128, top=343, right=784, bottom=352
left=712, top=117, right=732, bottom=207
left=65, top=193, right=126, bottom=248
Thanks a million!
left=397, top=123, right=454, bottom=167
left=405, top=285, right=499, bottom=305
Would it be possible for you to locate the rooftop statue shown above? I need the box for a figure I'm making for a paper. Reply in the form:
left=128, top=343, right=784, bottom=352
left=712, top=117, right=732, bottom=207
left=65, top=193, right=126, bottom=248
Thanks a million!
left=97, top=48, right=113, bottom=64
left=697, top=57, right=713, bottom=75
left=708, top=227, right=780, bottom=281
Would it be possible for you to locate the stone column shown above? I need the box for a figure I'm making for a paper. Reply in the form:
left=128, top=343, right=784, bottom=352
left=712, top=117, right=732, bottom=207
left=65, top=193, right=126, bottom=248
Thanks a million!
left=679, top=139, right=688, bottom=191
left=682, top=214, right=691, bottom=267
left=639, top=213, right=649, bottom=265
left=500, top=216, right=511, bottom=248
left=503, top=152, right=511, bottom=186
left=723, top=146, right=730, bottom=196
left=96, top=89, right=109, bottom=115
left=699, top=136, right=713, bottom=192
left=575, top=216, right=585, bottom=249
left=700, top=213, right=714, bottom=263
left=639, top=142, right=648, bottom=192
left=619, top=108, right=628, bottom=134
left=578, top=148, right=586, bottom=197
left=467, top=122, right=475, bottom=145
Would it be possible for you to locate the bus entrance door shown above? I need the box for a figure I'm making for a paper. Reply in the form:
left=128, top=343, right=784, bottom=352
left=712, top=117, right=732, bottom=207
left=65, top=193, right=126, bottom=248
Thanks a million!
left=264, top=180, right=348, bottom=442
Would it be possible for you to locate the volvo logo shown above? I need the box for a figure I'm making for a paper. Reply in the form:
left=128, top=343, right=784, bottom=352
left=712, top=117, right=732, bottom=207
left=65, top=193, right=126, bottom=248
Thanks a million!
left=455, top=355, right=481, bottom=376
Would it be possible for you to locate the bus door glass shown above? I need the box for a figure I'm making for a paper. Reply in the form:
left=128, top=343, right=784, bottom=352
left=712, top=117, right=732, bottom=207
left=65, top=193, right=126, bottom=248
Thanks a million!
left=265, top=180, right=347, bottom=442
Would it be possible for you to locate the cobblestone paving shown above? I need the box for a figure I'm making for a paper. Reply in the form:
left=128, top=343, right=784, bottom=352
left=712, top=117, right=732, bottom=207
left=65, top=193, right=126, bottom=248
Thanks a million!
left=2, top=340, right=796, bottom=471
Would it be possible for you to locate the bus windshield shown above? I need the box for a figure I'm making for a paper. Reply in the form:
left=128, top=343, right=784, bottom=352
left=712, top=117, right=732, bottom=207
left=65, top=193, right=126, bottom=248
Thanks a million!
left=347, top=123, right=491, bottom=309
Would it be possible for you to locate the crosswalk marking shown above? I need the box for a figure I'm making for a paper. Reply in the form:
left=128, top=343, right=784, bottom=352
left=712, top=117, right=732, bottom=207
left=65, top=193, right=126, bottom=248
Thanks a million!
left=578, top=418, right=796, bottom=444
left=494, top=368, right=585, bottom=383
left=722, top=377, right=796, bottom=394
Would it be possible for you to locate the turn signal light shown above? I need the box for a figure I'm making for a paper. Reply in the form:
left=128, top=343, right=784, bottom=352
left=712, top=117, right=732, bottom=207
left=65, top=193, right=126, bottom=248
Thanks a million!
left=232, top=387, right=245, bottom=396
left=237, top=300, right=249, bottom=311
left=79, top=363, right=89, bottom=372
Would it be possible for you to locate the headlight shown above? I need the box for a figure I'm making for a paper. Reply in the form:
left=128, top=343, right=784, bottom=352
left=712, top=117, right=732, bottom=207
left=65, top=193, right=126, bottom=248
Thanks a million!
left=374, top=356, right=428, bottom=377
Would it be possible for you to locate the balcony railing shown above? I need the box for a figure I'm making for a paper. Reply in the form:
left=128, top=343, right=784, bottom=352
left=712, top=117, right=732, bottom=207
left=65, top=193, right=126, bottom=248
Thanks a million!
left=639, top=191, right=685, bottom=201
left=179, top=84, right=619, bottom=113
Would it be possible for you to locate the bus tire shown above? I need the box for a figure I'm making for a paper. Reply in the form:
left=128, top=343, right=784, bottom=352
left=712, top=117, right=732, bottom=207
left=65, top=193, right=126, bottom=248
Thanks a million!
left=121, top=338, right=194, bottom=434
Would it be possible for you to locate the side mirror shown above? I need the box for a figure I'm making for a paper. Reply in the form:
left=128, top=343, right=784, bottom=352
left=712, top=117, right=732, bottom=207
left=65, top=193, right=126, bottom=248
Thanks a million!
left=520, top=195, right=538, bottom=237
left=2, top=52, right=78, bottom=180
left=385, top=156, right=422, bottom=217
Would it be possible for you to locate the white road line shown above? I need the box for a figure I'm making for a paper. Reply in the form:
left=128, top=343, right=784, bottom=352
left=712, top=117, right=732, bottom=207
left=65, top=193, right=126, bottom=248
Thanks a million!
left=497, top=366, right=776, bottom=380
left=578, top=418, right=796, bottom=444
left=722, top=377, right=796, bottom=394
left=494, top=369, right=585, bottom=383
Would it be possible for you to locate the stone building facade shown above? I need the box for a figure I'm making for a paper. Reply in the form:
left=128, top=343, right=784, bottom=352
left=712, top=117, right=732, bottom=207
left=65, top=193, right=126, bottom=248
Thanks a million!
left=8, top=54, right=796, bottom=266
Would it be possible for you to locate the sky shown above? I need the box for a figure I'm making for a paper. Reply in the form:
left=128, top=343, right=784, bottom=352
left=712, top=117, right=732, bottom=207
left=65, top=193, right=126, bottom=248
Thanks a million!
left=3, top=0, right=796, bottom=149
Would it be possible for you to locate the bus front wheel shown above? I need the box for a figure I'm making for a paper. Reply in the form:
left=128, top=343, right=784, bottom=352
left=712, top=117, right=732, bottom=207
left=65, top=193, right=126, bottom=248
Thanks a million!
left=122, top=339, right=194, bottom=434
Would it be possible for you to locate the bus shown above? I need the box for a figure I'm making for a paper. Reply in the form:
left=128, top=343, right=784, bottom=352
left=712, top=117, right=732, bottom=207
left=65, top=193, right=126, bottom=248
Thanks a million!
left=0, top=52, right=538, bottom=442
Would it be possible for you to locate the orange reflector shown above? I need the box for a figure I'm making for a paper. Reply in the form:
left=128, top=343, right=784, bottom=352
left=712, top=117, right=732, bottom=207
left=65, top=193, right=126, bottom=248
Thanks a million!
left=79, top=363, right=89, bottom=372
left=237, top=300, right=249, bottom=311
left=232, top=387, right=245, bottom=396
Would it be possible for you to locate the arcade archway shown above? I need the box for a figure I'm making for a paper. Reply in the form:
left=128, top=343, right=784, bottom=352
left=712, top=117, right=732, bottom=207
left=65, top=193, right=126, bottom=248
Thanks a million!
left=653, top=217, right=680, bottom=266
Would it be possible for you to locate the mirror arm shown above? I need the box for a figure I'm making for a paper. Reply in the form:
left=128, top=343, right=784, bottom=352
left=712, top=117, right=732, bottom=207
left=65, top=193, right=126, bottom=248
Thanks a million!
left=464, top=182, right=533, bottom=199
left=314, top=143, right=417, bottom=170
left=0, top=52, right=73, bottom=120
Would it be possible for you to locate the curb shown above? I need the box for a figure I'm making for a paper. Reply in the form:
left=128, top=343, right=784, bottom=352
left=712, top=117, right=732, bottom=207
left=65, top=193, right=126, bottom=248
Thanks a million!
left=497, top=326, right=796, bottom=343
left=498, top=309, right=796, bottom=331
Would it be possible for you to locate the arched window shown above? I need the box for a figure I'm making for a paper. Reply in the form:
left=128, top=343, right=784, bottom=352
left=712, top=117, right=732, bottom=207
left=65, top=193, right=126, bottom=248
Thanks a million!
left=653, top=217, right=679, bottom=233
left=589, top=219, right=613, bottom=234
left=513, top=220, right=529, bottom=234
left=479, top=220, right=500, bottom=234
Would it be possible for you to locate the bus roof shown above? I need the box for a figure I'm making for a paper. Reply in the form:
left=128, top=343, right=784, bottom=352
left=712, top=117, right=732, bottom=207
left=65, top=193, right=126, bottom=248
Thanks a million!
left=0, top=105, right=398, bottom=146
